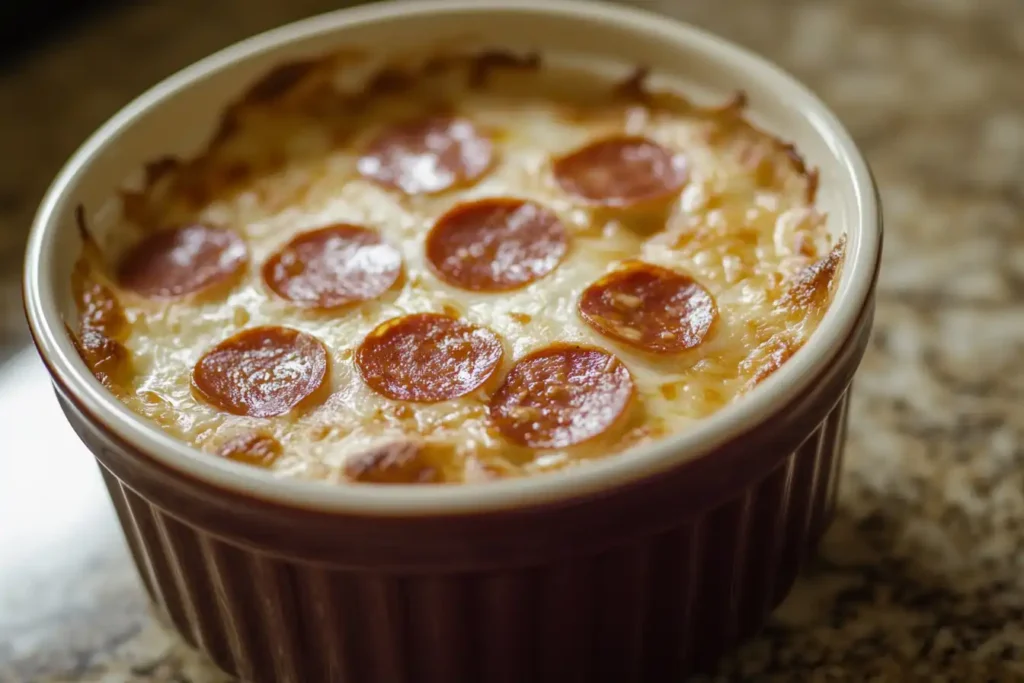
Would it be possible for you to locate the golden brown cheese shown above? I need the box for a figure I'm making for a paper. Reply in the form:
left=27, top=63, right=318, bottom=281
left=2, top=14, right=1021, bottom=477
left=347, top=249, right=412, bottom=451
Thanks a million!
left=70, top=50, right=843, bottom=484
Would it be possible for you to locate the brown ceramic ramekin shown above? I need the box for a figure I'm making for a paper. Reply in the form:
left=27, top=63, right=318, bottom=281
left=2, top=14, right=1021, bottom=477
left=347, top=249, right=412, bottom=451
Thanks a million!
left=23, top=1, right=882, bottom=681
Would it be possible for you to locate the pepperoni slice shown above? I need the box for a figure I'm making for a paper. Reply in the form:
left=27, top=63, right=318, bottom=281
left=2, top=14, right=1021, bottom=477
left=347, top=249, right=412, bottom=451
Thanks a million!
left=357, top=115, right=494, bottom=195
left=217, top=432, right=282, bottom=467
left=356, top=313, right=503, bottom=403
left=118, top=224, right=248, bottom=299
left=344, top=440, right=441, bottom=484
left=488, top=344, right=635, bottom=449
left=192, top=326, right=329, bottom=418
left=578, top=263, right=717, bottom=354
left=552, top=135, right=688, bottom=207
left=426, top=198, right=568, bottom=291
left=262, top=224, right=402, bottom=310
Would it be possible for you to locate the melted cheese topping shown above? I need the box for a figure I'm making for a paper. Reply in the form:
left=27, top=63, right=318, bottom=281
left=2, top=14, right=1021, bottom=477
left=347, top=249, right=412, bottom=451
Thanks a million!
left=71, top=54, right=842, bottom=484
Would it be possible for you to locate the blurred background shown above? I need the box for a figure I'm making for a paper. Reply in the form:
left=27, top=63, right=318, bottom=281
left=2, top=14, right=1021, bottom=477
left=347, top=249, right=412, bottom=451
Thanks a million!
left=1, top=1, right=1022, bottom=681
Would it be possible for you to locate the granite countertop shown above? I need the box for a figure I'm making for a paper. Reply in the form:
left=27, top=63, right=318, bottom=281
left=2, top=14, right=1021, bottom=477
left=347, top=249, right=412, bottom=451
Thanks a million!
left=2, top=0, right=1023, bottom=681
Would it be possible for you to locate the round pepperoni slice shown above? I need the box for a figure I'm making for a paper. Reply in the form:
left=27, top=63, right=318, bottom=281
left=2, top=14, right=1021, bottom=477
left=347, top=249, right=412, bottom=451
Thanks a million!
left=489, top=344, right=635, bottom=449
left=426, top=197, right=568, bottom=292
left=192, top=326, right=329, bottom=418
left=357, top=115, right=494, bottom=195
left=552, top=135, right=688, bottom=207
left=356, top=313, right=503, bottom=403
left=262, top=224, right=402, bottom=310
left=118, top=224, right=248, bottom=299
left=578, top=263, right=717, bottom=354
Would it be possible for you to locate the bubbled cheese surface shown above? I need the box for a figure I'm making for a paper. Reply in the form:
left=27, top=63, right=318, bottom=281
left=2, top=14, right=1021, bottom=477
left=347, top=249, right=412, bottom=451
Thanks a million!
left=72, top=54, right=840, bottom=483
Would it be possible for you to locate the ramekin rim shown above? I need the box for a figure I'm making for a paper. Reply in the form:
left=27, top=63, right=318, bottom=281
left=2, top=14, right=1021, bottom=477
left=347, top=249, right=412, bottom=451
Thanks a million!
left=23, top=0, right=881, bottom=516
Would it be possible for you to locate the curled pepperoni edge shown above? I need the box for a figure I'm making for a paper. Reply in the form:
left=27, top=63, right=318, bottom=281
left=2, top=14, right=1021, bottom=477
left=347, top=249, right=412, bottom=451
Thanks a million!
left=577, top=263, right=718, bottom=355
left=425, top=197, right=569, bottom=293
left=191, top=325, right=330, bottom=418
left=355, top=313, right=504, bottom=403
left=488, top=343, right=636, bottom=450
left=551, top=135, right=688, bottom=208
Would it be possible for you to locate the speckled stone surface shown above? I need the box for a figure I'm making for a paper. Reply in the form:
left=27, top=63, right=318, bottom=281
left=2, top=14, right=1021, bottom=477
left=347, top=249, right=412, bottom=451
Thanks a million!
left=1, top=0, right=1023, bottom=681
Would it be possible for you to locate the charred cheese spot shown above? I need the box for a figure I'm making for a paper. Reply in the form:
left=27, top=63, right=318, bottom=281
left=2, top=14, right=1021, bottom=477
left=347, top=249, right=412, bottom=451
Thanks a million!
left=740, top=333, right=803, bottom=390
left=781, top=237, right=846, bottom=315
left=73, top=327, right=132, bottom=389
left=74, top=274, right=126, bottom=338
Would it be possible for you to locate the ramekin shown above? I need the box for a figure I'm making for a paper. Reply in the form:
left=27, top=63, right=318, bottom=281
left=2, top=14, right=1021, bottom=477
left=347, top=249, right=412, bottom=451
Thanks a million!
left=23, top=1, right=882, bottom=681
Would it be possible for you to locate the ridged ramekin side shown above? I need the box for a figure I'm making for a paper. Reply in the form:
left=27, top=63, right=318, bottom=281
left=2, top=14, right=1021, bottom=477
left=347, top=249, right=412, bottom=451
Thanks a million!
left=73, top=389, right=850, bottom=683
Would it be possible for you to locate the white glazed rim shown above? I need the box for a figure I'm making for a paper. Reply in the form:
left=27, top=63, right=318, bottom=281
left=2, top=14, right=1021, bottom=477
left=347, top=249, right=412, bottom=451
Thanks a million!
left=24, top=0, right=879, bottom=516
